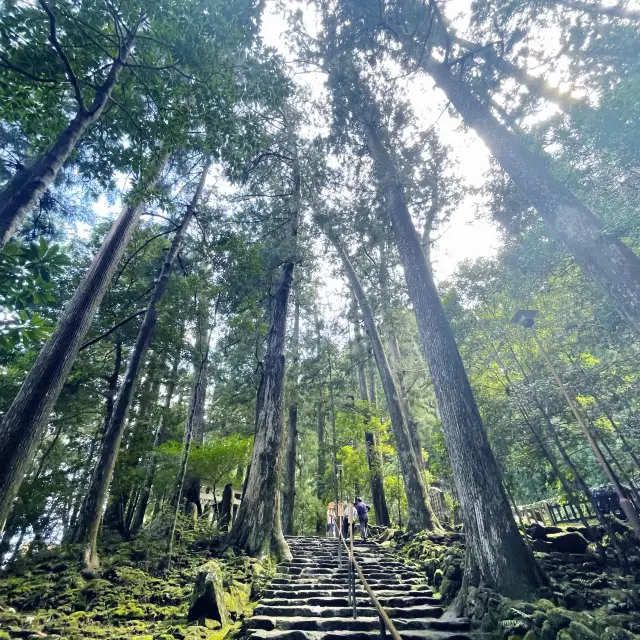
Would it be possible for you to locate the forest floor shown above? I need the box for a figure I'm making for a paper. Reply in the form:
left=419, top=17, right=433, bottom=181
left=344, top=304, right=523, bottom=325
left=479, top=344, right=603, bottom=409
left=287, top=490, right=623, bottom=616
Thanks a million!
left=397, top=526, right=640, bottom=640
left=2, top=524, right=640, bottom=640
left=0, top=524, right=273, bottom=640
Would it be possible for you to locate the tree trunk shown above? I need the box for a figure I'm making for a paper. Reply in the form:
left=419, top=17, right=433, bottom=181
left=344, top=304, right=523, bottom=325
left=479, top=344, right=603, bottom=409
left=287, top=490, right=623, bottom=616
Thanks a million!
left=220, top=484, right=233, bottom=531
left=105, top=358, right=161, bottom=534
left=350, top=293, right=390, bottom=527
left=129, top=334, right=184, bottom=536
left=227, top=141, right=299, bottom=562
left=316, top=402, right=327, bottom=534
left=365, top=431, right=390, bottom=526
left=351, top=290, right=370, bottom=402
left=282, top=293, right=300, bottom=536
left=71, top=161, right=208, bottom=568
left=339, top=65, right=541, bottom=597
left=166, top=332, right=210, bottom=568
left=184, top=297, right=210, bottom=518
left=0, top=30, right=138, bottom=247
left=325, top=230, right=436, bottom=532
left=418, top=55, right=640, bottom=333
left=387, top=333, right=426, bottom=473
left=501, top=340, right=628, bottom=567
left=0, top=152, right=169, bottom=535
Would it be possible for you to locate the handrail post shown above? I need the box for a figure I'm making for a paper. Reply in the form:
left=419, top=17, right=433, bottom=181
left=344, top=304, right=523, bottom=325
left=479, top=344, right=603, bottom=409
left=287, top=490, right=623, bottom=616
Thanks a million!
left=379, top=614, right=386, bottom=639
left=349, top=507, right=356, bottom=619
left=339, top=534, right=403, bottom=640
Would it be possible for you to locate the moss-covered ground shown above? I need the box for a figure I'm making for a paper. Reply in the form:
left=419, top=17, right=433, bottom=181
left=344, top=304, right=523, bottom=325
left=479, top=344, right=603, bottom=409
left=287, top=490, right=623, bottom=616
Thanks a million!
left=394, top=528, right=640, bottom=640
left=0, top=529, right=272, bottom=640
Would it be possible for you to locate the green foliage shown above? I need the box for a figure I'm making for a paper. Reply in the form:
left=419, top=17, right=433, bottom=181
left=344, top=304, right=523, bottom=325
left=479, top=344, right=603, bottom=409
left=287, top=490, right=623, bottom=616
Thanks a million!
left=0, top=238, right=69, bottom=349
left=157, top=434, right=252, bottom=491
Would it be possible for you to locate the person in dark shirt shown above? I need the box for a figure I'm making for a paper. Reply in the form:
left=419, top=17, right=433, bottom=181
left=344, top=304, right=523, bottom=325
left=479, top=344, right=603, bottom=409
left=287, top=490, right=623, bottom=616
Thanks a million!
left=354, top=496, right=370, bottom=541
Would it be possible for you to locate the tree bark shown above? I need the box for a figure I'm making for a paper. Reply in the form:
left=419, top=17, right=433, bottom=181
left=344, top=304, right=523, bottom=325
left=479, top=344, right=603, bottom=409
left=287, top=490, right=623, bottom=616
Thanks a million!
left=129, top=333, right=184, bottom=535
left=387, top=333, right=426, bottom=473
left=336, top=64, right=541, bottom=597
left=166, top=331, right=210, bottom=568
left=71, top=161, right=208, bottom=568
left=0, top=29, right=139, bottom=247
left=220, top=484, right=233, bottom=531
left=282, top=293, right=300, bottom=536
left=350, top=291, right=390, bottom=527
left=416, top=54, right=640, bottom=333
left=227, top=139, right=299, bottom=561
left=184, top=297, right=211, bottom=518
left=0, top=152, right=169, bottom=535
left=316, top=401, right=327, bottom=534
left=325, top=230, right=436, bottom=532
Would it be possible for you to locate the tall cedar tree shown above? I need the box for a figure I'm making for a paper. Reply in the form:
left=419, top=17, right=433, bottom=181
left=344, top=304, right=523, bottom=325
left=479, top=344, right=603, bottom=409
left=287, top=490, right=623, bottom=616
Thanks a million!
left=72, top=161, right=209, bottom=568
left=326, top=55, right=542, bottom=597
left=325, top=229, right=436, bottom=532
left=227, top=140, right=300, bottom=561
left=0, top=152, right=170, bottom=534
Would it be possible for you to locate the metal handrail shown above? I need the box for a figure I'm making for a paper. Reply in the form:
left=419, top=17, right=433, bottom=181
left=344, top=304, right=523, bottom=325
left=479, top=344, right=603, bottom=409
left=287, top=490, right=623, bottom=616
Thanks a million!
left=338, top=526, right=403, bottom=640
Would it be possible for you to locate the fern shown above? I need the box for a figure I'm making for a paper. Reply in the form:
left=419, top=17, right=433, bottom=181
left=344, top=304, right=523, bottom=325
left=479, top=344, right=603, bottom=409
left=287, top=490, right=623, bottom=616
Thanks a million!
left=500, top=619, right=519, bottom=628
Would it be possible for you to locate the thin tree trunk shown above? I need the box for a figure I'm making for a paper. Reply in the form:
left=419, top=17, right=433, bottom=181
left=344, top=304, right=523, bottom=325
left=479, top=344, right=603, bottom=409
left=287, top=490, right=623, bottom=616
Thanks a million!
left=184, top=297, right=211, bottom=518
left=336, top=65, right=541, bottom=597
left=71, top=161, right=209, bottom=568
left=350, top=294, right=390, bottom=526
left=129, top=333, right=184, bottom=535
left=500, top=339, right=629, bottom=568
left=416, top=54, right=640, bottom=333
left=227, top=139, right=299, bottom=561
left=0, top=152, right=169, bottom=535
left=316, top=401, right=327, bottom=534
left=387, top=333, right=426, bottom=473
left=537, top=404, right=629, bottom=570
left=325, top=230, right=437, bottom=532
left=282, top=293, right=300, bottom=536
left=365, top=431, right=390, bottom=526
left=0, top=29, right=139, bottom=247
left=105, top=359, right=160, bottom=534
left=351, top=290, right=370, bottom=402
left=487, top=360, right=606, bottom=559
left=166, top=333, right=211, bottom=569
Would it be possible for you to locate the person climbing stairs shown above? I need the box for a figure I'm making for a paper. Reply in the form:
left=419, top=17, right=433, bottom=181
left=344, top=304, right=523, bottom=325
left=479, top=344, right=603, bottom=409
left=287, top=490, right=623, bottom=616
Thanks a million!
left=242, top=536, right=472, bottom=640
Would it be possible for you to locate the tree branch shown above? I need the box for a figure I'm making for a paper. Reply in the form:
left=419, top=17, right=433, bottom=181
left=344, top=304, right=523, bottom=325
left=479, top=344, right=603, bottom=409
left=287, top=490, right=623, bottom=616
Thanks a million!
left=113, top=228, right=175, bottom=287
left=0, top=54, right=58, bottom=84
left=38, top=0, right=86, bottom=112
left=79, top=309, right=146, bottom=351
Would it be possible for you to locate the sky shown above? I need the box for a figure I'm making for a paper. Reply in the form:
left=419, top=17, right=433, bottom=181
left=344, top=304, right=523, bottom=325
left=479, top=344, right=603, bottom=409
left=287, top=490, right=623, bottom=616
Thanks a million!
left=258, top=0, right=501, bottom=284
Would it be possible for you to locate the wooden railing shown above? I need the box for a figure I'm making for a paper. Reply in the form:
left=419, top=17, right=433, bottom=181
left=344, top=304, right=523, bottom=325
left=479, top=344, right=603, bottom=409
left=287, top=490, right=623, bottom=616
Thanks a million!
left=338, top=524, right=403, bottom=640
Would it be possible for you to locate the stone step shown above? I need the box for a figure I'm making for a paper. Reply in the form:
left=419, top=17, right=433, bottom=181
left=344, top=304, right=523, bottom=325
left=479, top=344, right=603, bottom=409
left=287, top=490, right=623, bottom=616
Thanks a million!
left=249, top=630, right=472, bottom=640
left=259, top=596, right=441, bottom=608
left=246, top=616, right=469, bottom=633
left=253, top=605, right=444, bottom=620
left=270, top=578, right=426, bottom=587
left=263, top=589, right=435, bottom=600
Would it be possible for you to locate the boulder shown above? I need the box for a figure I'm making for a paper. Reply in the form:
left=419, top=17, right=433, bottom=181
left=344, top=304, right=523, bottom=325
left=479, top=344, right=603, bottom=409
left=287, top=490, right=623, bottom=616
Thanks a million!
left=527, top=523, right=547, bottom=540
left=188, top=561, right=229, bottom=626
left=544, top=526, right=563, bottom=536
left=547, top=532, right=589, bottom=554
left=566, top=621, right=598, bottom=640
left=532, top=539, right=553, bottom=553
left=602, top=627, right=633, bottom=640
left=546, top=608, right=571, bottom=631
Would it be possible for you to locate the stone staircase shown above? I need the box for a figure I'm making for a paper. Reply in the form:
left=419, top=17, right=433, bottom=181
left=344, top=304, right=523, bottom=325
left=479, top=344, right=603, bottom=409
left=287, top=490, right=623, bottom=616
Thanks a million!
left=242, top=536, right=471, bottom=640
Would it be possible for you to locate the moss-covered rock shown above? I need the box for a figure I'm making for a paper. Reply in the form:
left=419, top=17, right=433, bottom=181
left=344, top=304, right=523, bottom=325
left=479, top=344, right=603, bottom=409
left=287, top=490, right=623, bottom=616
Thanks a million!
left=188, top=561, right=229, bottom=626
left=547, top=608, right=571, bottom=631
left=602, top=627, right=633, bottom=640
left=565, top=621, right=598, bottom=640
